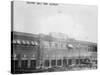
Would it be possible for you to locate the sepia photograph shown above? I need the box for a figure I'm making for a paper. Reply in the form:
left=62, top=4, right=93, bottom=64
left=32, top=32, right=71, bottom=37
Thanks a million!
left=11, top=1, right=98, bottom=74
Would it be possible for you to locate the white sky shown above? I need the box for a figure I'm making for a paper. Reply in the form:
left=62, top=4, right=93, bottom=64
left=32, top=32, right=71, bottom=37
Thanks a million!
left=13, top=1, right=98, bottom=43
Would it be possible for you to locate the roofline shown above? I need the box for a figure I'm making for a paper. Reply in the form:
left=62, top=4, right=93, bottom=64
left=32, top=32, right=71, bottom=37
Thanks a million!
left=12, top=31, right=39, bottom=38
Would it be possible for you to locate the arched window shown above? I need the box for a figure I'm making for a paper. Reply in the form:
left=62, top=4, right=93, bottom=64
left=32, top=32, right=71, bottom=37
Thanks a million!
left=57, top=42, right=60, bottom=48
left=43, top=41, right=49, bottom=48
left=51, top=60, right=56, bottom=67
left=44, top=60, right=49, bottom=67
left=61, top=43, right=66, bottom=48
left=51, top=42, right=55, bottom=48
left=57, top=59, right=62, bottom=66
left=54, top=42, right=57, bottom=48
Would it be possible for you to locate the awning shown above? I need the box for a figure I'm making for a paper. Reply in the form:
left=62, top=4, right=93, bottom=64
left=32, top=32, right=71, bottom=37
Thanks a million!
left=13, top=39, right=38, bottom=45
left=12, top=40, right=16, bottom=44
left=22, top=40, right=26, bottom=44
left=26, top=40, right=30, bottom=45
left=34, top=41, right=38, bottom=45
left=31, top=41, right=35, bottom=45
left=67, top=44, right=73, bottom=48
left=16, top=40, right=21, bottom=44
left=13, top=54, right=16, bottom=58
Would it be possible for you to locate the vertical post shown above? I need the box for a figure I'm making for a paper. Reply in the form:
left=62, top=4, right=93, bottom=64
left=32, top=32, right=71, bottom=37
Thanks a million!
left=55, top=59, right=57, bottom=67
left=18, top=60, right=21, bottom=68
left=37, top=40, right=41, bottom=69
left=79, top=43, right=81, bottom=68
left=66, top=58, right=68, bottom=66
left=61, top=59, right=63, bottom=67
left=28, top=59, right=30, bottom=68
left=18, top=54, right=21, bottom=68
left=49, top=59, right=51, bottom=68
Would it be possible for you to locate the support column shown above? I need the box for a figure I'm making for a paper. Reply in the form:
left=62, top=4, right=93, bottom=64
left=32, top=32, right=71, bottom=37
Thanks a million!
left=42, top=60, right=44, bottom=69
left=28, top=60, right=30, bottom=68
left=49, top=60, right=51, bottom=68
left=55, top=59, right=57, bottom=67
left=18, top=60, right=21, bottom=68
left=66, top=59, right=68, bottom=67
left=36, top=59, right=40, bottom=69
left=61, top=59, right=63, bottom=67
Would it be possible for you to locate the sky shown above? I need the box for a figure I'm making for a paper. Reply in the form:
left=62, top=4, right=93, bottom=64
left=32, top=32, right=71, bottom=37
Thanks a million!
left=13, top=1, right=98, bottom=43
